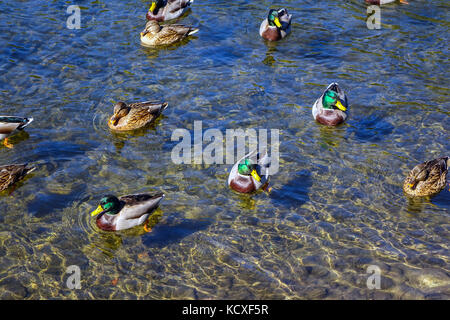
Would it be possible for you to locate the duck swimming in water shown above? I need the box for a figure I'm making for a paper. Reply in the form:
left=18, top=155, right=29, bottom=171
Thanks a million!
left=91, top=192, right=165, bottom=231
left=140, top=20, right=199, bottom=46
left=228, top=149, right=271, bottom=194
left=312, top=83, right=349, bottom=126
left=146, top=0, right=194, bottom=22
left=403, top=157, right=449, bottom=197
left=259, top=8, right=292, bottom=41
left=108, top=100, right=168, bottom=131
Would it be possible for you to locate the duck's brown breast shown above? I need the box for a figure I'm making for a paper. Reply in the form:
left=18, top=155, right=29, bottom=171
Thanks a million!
left=316, top=110, right=345, bottom=126
left=96, top=215, right=116, bottom=231
left=261, top=28, right=281, bottom=41
left=230, top=175, right=256, bottom=193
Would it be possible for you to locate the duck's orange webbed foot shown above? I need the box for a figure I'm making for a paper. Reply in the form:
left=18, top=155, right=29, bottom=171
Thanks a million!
left=3, top=138, right=13, bottom=149
left=400, top=0, right=409, bottom=4
left=143, top=220, right=152, bottom=233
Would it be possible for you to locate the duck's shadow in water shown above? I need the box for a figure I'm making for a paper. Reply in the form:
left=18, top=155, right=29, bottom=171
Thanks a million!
left=315, top=124, right=346, bottom=150
left=403, top=188, right=450, bottom=214
left=142, top=215, right=210, bottom=249
left=269, top=169, right=312, bottom=210
left=109, top=115, right=166, bottom=151
left=262, top=44, right=278, bottom=66
left=88, top=210, right=165, bottom=258
left=346, top=108, right=394, bottom=142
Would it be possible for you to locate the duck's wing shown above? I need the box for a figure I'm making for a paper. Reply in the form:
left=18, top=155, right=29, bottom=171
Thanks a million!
left=125, top=101, right=168, bottom=126
left=167, top=0, right=193, bottom=12
left=0, top=164, right=35, bottom=191
left=163, top=24, right=199, bottom=37
left=119, top=193, right=165, bottom=220
left=409, top=157, right=447, bottom=185
left=129, top=101, right=168, bottom=114
left=0, top=116, right=33, bottom=134
left=278, top=8, right=292, bottom=27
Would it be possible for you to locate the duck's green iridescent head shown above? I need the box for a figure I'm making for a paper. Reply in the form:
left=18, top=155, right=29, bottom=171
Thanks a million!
left=238, top=159, right=261, bottom=182
left=322, top=90, right=347, bottom=111
left=91, top=195, right=122, bottom=216
left=268, top=9, right=282, bottom=28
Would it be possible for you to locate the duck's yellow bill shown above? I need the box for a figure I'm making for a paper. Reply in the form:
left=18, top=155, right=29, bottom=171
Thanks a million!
left=251, top=170, right=261, bottom=182
left=91, top=205, right=103, bottom=217
left=335, top=100, right=346, bottom=111
left=150, top=2, right=156, bottom=13
left=274, top=17, right=282, bottom=28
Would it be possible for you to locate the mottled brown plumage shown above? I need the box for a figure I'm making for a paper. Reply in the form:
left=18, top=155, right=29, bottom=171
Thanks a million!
left=0, top=163, right=35, bottom=192
left=403, top=157, right=449, bottom=197
left=140, top=20, right=199, bottom=46
left=108, top=101, right=168, bottom=131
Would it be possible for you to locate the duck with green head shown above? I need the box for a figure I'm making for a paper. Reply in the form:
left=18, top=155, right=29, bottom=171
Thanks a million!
left=260, top=8, right=292, bottom=41
left=312, top=83, right=349, bottom=126
left=146, top=0, right=194, bottom=22
left=91, top=192, right=165, bottom=231
left=228, top=150, right=270, bottom=193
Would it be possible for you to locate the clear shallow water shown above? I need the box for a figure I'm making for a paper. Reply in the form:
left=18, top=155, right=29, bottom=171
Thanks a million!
left=0, top=0, right=449, bottom=299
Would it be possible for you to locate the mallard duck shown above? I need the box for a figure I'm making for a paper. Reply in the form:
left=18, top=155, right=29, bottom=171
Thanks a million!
left=91, top=192, right=165, bottom=231
left=403, top=157, right=449, bottom=197
left=0, top=163, right=35, bottom=192
left=259, top=8, right=292, bottom=41
left=108, top=101, right=168, bottom=131
left=312, top=83, right=349, bottom=126
left=146, top=0, right=194, bottom=22
left=365, top=0, right=409, bottom=4
left=228, top=149, right=270, bottom=193
left=140, top=20, right=199, bottom=46
left=0, top=116, right=33, bottom=148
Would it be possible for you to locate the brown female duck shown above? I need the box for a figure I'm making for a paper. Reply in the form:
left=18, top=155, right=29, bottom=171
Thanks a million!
left=140, top=20, right=199, bottom=46
left=108, top=101, right=168, bottom=131
left=0, top=163, right=35, bottom=192
left=403, top=157, right=449, bottom=197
